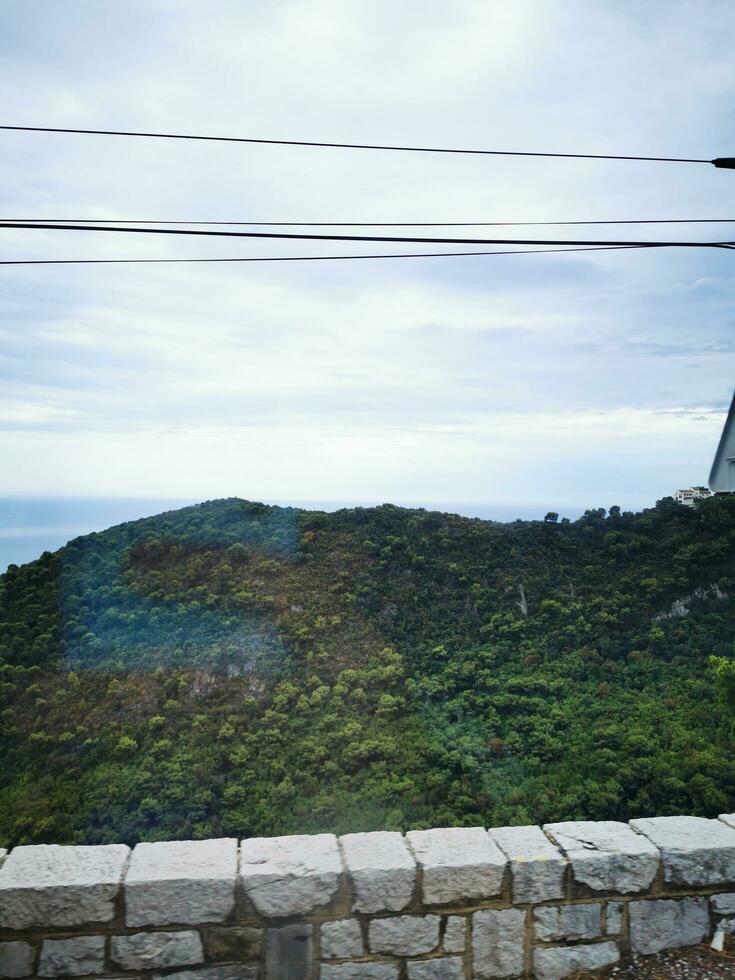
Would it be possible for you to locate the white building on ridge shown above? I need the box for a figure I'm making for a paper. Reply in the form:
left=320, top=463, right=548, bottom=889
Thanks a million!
left=674, top=486, right=712, bottom=506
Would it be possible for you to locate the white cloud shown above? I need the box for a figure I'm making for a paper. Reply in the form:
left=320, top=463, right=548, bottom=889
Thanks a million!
left=1, top=0, right=734, bottom=510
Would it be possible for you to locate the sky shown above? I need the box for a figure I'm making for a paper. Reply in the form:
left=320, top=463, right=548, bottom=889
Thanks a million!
left=2, top=0, right=735, bottom=525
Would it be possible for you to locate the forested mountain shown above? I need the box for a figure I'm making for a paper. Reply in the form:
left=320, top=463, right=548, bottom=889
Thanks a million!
left=1, top=495, right=734, bottom=847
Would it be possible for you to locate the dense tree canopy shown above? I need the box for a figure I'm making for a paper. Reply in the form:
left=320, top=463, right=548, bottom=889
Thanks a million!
left=1, top=495, right=734, bottom=846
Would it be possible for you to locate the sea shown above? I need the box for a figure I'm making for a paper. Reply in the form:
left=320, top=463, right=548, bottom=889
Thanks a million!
left=0, top=497, right=582, bottom=573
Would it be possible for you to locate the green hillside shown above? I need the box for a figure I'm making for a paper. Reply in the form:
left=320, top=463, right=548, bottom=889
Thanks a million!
left=1, top=496, right=735, bottom=846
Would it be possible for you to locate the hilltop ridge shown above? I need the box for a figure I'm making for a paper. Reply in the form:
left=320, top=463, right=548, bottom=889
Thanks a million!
left=1, top=495, right=735, bottom=846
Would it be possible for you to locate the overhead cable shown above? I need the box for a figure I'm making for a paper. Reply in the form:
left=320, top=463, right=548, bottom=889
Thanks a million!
left=1, top=221, right=734, bottom=249
left=2, top=124, right=733, bottom=167
left=6, top=218, right=735, bottom=227
left=0, top=245, right=657, bottom=266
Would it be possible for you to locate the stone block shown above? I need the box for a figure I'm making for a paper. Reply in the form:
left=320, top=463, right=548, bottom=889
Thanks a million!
left=443, top=916, right=466, bottom=953
left=712, top=893, right=735, bottom=916
left=533, top=903, right=602, bottom=941
left=544, top=821, right=658, bottom=893
left=321, top=919, right=364, bottom=959
left=0, top=843, right=129, bottom=928
left=154, top=969, right=258, bottom=980
left=369, top=915, right=440, bottom=956
left=38, top=937, right=105, bottom=977
left=490, top=825, right=566, bottom=904
left=205, top=926, right=262, bottom=961
left=0, top=941, right=35, bottom=978
left=406, top=958, right=464, bottom=979
left=340, top=831, right=415, bottom=912
left=111, top=930, right=203, bottom=971
left=125, top=837, right=237, bottom=926
left=533, top=942, right=619, bottom=980
left=406, top=827, right=506, bottom=905
left=606, top=901, right=624, bottom=934
left=321, top=965, right=398, bottom=980
left=631, top=815, right=735, bottom=887
left=472, top=907, right=525, bottom=978
left=266, top=923, right=311, bottom=980
left=240, top=834, right=341, bottom=916
left=629, top=897, right=709, bottom=954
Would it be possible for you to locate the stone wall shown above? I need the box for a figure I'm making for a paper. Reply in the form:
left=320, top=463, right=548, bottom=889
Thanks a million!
left=2, top=814, right=735, bottom=979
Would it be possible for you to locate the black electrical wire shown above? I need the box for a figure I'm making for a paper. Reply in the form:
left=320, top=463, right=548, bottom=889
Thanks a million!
left=1, top=221, right=733, bottom=248
left=6, top=218, right=735, bottom=227
left=0, top=124, right=724, bottom=165
left=0, top=244, right=655, bottom=266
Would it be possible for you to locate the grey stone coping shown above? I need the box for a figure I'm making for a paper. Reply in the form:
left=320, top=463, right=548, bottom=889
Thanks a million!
left=125, top=838, right=238, bottom=927
left=239, top=833, right=342, bottom=916
left=544, top=820, right=659, bottom=893
left=489, top=824, right=567, bottom=904
left=9, top=814, right=735, bottom=939
left=631, top=815, right=735, bottom=887
left=340, top=831, right=416, bottom=912
left=0, top=843, right=130, bottom=929
left=406, top=827, right=506, bottom=905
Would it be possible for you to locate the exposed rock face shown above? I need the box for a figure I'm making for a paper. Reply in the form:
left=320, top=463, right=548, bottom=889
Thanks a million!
left=655, top=583, right=728, bottom=620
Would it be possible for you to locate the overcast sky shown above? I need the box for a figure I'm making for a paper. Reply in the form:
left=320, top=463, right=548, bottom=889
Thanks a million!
left=2, top=0, right=735, bottom=515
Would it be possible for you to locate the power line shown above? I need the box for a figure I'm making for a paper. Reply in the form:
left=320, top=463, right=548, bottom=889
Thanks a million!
left=2, top=124, right=730, bottom=166
left=0, top=245, right=656, bottom=267
left=1, top=221, right=733, bottom=249
left=6, top=218, right=735, bottom=227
